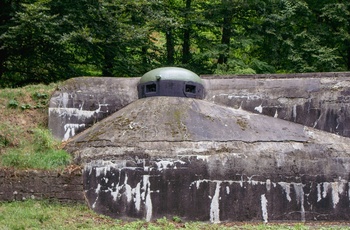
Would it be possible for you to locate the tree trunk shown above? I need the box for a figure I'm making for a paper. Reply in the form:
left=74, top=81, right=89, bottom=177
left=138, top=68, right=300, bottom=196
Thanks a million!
left=0, top=49, right=7, bottom=80
left=182, top=0, right=191, bottom=64
left=347, top=46, right=350, bottom=71
left=102, top=49, right=114, bottom=76
left=166, top=28, right=175, bottom=65
left=218, top=1, right=233, bottom=65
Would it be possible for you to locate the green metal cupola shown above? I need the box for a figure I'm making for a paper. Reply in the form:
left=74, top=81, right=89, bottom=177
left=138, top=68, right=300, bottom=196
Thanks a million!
left=138, top=67, right=205, bottom=99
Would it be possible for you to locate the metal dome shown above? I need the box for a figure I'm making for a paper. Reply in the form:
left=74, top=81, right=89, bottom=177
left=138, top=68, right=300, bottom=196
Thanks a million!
left=138, top=67, right=205, bottom=99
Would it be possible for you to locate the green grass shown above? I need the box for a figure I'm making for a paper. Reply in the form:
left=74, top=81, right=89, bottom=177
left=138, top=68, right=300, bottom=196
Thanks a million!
left=1, top=148, right=71, bottom=170
left=0, top=200, right=348, bottom=230
left=0, top=128, right=72, bottom=170
left=0, top=82, right=73, bottom=170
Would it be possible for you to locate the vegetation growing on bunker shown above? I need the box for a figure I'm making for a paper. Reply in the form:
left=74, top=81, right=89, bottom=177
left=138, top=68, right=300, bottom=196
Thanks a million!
left=86, top=130, right=107, bottom=142
left=166, top=106, right=190, bottom=140
left=236, top=118, right=249, bottom=131
left=204, top=115, right=215, bottom=122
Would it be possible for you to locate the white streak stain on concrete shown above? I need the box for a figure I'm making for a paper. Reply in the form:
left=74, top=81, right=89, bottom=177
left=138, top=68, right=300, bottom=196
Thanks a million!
left=63, top=123, right=85, bottom=141
left=94, top=183, right=101, bottom=195
left=293, top=105, right=297, bottom=121
left=196, top=180, right=201, bottom=190
left=254, top=104, right=263, bottom=113
left=331, top=181, right=345, bottom=209
left=317, top=181, right=346, bottom=208
left=155, top=161, right=173, bottom=171
left=266, top=179, right=271, bottom=191
left=95, top=167, right=107, bottom=177
left=155, top=160, right=186, bottom=171
left=278, top=182, right=291, bottom=202
left=323, top=182, right=330, bottom=198
left=190, top=178, right=276, bottom=189
left=143, top=175, right=153, bottom=222
left=195, top=155, right=211, bottom=162
left=49, top=102, right=109, bottom=120
left=293, top=183, right=305, bottom=222
left=210, top=182, right=221, bottom=223
left=317, top=183, right=322, bottom=202
left=313, top=113, right=323, bottom=128
left=240, top=176, right=244, bottom=187
left=134, top=182, right=141, bottom=212
left=110, top=171, right=122, bottom=202
left=92, top=183, right=101, bottom=209
left=261, top=194, right=268, bottom=223
left=49, top=107, right=96, bottom=119
left=85, top=162, right=350, bottom=222
left=62, top=93, right=69, bottom=108
left=124, top=174, right=132, bottom=203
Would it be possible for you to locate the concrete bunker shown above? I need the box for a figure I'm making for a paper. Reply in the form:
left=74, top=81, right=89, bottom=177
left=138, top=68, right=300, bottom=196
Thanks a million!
left=65, top=97, right=350, bottom=223
left=62, top=68, right=350, bottom=223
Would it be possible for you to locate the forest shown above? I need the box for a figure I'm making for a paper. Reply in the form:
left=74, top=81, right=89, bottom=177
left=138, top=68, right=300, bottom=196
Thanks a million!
left=1, top=0, right=349, bottom=87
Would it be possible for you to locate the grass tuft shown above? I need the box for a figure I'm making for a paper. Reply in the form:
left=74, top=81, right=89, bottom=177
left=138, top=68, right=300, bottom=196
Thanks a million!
left=0, top=127, right=71, bottom=170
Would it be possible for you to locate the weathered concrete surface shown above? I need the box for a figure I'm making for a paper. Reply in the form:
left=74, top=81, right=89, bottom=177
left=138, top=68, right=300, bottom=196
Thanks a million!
left=49, top=77, right=139, bottom=140
left=0, top=167, right=84, bottom=203
left=65, top=97, right=350, bottom=222
left=49, top=72, right=350, bottom=141
left=203, top=72, right=350, bottom=138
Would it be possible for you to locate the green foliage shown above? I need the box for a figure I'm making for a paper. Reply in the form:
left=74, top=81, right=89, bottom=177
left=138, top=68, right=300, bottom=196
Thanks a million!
left=172, top=216, right=182, bottom=223
left=7, top=99, right=19, bottom=108
left=5, top=88, right=49, bottom=110
left=1, top=0, right=350, bottom=87
left=32, top=128, right=56, bottom=152
left=20, top=103, right=32, bottom=110
left=32, top=92, right=48, bottom=100
left=0, top=1, right=80, bottom=87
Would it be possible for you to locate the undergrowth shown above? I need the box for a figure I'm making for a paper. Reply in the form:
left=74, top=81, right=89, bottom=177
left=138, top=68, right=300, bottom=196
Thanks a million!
left=0, top=82, right=72, bottom=170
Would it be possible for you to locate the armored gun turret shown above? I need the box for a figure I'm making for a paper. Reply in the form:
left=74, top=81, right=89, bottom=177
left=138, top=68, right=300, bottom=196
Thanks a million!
left=137, top=67, right=205, bottom=99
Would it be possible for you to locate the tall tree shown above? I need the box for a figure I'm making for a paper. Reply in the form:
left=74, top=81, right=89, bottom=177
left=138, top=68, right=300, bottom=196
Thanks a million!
left=0, top=1, right=77, bottom=86
left=217, top=0, right=234, bottom=65
left=318, top=1, right=350, bottom=70
left=0, top=0, right=32, bottom=85
left=182, top=0, right=192, bottom=64
left=258, top=0, right=345, bottom=73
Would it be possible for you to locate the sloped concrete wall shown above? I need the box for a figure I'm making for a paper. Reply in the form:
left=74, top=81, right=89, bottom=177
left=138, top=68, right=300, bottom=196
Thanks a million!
left=48, top=72, right=350, bottom=141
